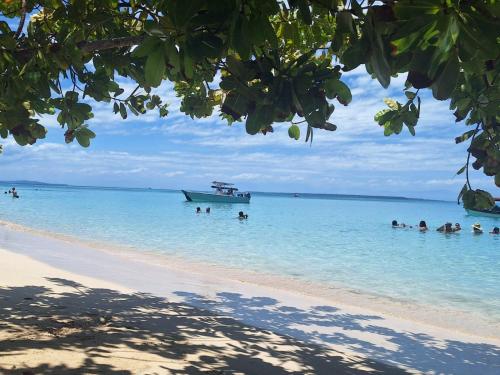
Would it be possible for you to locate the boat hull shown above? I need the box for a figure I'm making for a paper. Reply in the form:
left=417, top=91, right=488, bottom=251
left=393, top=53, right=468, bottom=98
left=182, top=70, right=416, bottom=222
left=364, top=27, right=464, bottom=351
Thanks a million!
left=466, top=208, right=500, bottom=219
left=182, top=190, right=250, bottom=203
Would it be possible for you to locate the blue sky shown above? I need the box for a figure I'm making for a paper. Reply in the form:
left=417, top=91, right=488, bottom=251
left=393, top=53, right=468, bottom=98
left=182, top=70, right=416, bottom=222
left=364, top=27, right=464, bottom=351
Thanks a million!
left=0, top=66, right=496, bottom=200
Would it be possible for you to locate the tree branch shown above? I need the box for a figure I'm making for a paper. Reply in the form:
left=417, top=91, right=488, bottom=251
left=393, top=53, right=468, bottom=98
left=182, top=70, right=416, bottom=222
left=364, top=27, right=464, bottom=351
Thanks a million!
left=14, top=35, right=146, bottom=62
left=465, top=122, right=481, bottom=190
left=14, top=0, right=27, bottom=39
left=78, top=35, right=146, bottom=53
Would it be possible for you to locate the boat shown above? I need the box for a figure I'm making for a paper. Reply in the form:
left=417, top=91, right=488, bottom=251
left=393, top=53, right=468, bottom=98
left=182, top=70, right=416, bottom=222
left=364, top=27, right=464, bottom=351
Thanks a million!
left=182, top=182, right=251, bottom=203
left=466, top=206, right=500, bottom=218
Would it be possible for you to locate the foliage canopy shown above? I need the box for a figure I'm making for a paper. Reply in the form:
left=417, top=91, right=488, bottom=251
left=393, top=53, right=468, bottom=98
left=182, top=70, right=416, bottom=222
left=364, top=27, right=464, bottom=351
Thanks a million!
left=0, top=0, right=499, bottom=208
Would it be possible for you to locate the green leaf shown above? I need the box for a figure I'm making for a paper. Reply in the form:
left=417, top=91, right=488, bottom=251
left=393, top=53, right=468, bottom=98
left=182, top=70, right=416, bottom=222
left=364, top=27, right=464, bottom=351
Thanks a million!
left=288, top=124, right=300, bottom=140
left=432, top=53, right=459, bottom=100
left=403, top=111, right=418, bottom=127
left=182, top=50, right=194, bottom=79
left=31, top=123, right=47, bottom=138
left=119, top=103, right=127, bottom=119
left=340, top=42, right=365, bottom=70
left=323, top=122, right=337, bottom=131
left=246, top=107, right=271, bottom=135
left=221, top=92, right=248, bottom=120
left=132, top=37, right=160, bottom=58
left=297, top=0, right=312, bottom=25
left=305, top=125, right=313, bottom=143
left=455, top=130, right=476, bottom=144
left=475, top=189, right=495, bottom=210
left=458, top=183, right=468, bottom=203
left=145, top=49, right=166, bottom=87
left=456, top=165, right=466, bottom=175
left=407, top=125, right=415, bottom=136
left=187, top=34, right=223, bottom=60
left=405, top=91, right=416, bottom=100
left=0, top=126, right=7, bottom=139
left=232, top=16, right=251, bottom=59
left=462, top=189, right=495, bottom=210
left=306, top=110, right=325, bottom=128
left=336, top=11, right=354, bottom=34
left=165, top=40, right=180, bottom=72
left=324, top=79, right=351, bottom=105
left=374, top=109, right=393, bottom=125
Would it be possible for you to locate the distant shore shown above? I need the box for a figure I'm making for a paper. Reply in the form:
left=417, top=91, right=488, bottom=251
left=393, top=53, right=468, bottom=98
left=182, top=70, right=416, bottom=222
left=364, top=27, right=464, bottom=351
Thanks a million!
left=0, top=220, right=499, bottom=374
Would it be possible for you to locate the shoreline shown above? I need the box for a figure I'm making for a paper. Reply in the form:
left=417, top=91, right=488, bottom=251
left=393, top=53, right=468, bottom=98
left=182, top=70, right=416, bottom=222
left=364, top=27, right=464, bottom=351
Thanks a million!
left=0, top=219, right=499, bottom=341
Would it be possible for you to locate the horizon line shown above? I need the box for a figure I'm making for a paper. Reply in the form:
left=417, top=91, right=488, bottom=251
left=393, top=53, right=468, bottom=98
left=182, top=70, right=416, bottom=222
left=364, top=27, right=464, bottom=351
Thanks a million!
left=0, top=179, right=452, bottom=203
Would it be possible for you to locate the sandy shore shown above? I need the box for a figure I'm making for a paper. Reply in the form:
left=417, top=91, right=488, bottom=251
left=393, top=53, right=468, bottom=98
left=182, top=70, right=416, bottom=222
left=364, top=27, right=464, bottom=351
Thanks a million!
left=1, top=222, right=499, bottom=374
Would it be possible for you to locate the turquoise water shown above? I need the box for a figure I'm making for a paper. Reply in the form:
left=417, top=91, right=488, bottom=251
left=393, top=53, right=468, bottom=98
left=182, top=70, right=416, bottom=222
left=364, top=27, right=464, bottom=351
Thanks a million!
left=1, top=184, right=499, bottom=320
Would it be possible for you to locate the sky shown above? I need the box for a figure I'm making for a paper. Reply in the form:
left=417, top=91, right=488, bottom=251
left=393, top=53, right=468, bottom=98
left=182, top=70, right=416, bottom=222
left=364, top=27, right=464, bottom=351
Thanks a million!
left=0, top=60, right=496, bottom=200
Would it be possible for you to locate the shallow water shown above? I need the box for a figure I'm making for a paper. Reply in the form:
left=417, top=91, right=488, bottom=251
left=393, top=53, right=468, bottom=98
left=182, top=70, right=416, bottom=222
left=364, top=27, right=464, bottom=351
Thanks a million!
left=1, top=184, right=498, bottom=321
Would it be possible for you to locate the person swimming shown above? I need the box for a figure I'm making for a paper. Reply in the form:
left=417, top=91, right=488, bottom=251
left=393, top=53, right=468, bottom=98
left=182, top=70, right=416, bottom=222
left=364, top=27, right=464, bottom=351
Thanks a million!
left=238, top=211, right=248, bottom=220
left=206, top=207, right=211, bottom=214
left=472, top=223, right=483, bottom=234
left=392, top=220, right=410, bottom=228
left=454, top=223, right=461, bottom=232
left=196, top=207, right=201, bottom=214
left=437, top=223, right=454, bottom=233
left=490, top=227, right=499, bottom=235
left=419, top=220, right=428, bottom=231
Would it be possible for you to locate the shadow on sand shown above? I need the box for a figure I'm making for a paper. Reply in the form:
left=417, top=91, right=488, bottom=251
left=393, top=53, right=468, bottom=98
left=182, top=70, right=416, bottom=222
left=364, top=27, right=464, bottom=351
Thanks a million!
left=175, top=291, right=500, bottom=375
left=0, top=278, right=405, bottom=375
left=0, top=278, right=498, bottom=374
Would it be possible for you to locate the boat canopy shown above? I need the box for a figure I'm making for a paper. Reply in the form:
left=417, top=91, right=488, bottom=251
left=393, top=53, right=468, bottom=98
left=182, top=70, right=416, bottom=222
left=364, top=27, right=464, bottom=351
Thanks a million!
left=211, top=181, right=238, bottom=191
left=211, top=181, right=234, bottom=186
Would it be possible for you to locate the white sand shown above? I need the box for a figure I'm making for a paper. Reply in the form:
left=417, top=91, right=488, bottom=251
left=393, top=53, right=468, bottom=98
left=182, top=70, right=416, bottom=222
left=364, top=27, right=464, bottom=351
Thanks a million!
left=0, top=221, right=499, bottom=374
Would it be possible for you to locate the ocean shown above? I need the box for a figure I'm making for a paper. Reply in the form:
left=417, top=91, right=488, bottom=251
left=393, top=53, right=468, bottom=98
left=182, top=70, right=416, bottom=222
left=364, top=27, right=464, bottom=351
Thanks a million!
left=1, top=183, right=498, bottom=322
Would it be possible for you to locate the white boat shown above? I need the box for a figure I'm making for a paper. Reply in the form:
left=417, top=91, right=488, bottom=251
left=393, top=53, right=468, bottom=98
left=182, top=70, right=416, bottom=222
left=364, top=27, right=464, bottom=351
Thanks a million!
left=182, top=182, right=251, bottom=203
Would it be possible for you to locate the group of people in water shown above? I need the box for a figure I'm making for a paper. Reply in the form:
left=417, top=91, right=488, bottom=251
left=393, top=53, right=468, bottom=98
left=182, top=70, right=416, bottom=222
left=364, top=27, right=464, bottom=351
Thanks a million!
left=392, top=220, right=499, bottom=234
left=4, top=187, right=19, bottom=198
left=196, top=206, right=248, bottom=220
left=196, top=206, right=210, bottom=214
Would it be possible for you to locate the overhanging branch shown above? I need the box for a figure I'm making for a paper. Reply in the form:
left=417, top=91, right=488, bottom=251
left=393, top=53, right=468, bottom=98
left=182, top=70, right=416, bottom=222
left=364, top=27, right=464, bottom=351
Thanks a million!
left=78, top=35, right=145, bottom=53
left=14, top=0, right=27, bottom=39
left=14, top=35, right=146, bottom=62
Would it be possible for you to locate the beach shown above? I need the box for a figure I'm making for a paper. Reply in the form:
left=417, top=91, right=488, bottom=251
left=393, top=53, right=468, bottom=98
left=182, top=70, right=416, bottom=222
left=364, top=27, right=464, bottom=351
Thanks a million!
left=1, top=221, right=499, bottom=374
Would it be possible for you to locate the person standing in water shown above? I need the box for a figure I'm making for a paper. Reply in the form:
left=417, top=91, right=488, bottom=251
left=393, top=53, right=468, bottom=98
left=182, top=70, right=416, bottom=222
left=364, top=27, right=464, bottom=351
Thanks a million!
left=418, top=221, right=428, bottom=231
left=437, top=223, right=454, bottom=233
left=472, top=223, right=483, bottom=234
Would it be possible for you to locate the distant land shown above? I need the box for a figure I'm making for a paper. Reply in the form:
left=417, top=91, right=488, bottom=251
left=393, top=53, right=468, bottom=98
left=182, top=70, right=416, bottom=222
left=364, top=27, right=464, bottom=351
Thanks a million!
left=0, top=180, right=69, bottom=187
left=0, top=180, right=448, bottom=203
